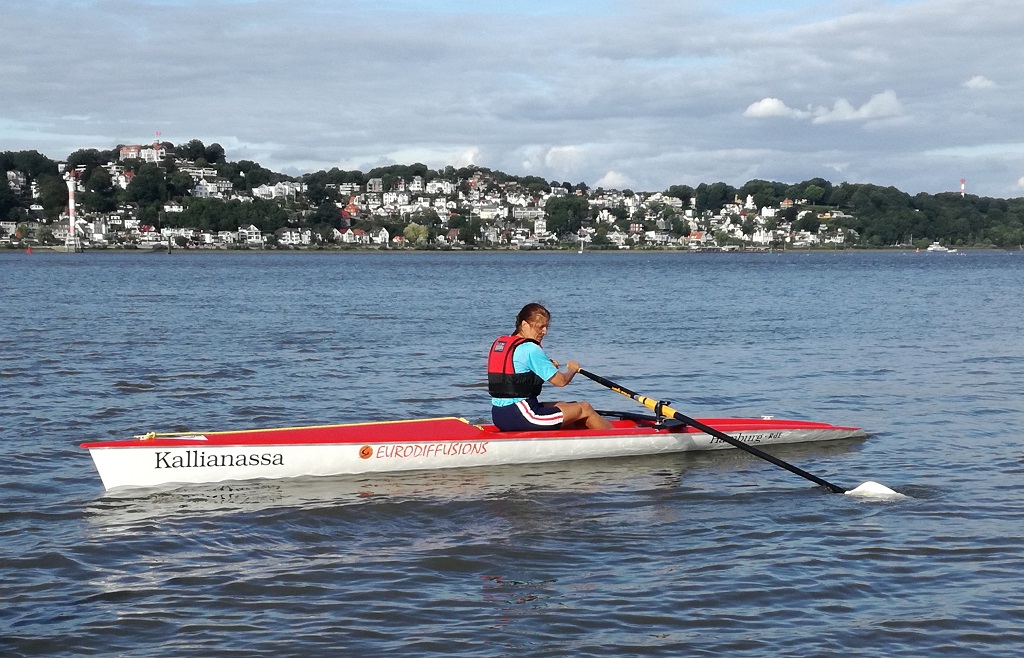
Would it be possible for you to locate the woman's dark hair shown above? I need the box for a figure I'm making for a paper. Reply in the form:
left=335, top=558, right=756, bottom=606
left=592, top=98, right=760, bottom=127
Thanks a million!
left=515, top=303, right=550, bottom=334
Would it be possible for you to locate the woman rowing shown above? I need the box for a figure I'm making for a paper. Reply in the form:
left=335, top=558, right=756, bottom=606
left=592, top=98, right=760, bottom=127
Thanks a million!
left=488, top=303, right=613, bottom=431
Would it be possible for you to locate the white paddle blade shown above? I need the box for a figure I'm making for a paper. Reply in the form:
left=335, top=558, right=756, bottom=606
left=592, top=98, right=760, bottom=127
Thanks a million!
left=844, top=481, right=904, bottom=499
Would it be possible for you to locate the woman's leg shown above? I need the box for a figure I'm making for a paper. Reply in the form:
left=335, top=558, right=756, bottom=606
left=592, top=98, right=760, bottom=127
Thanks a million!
left=555, top=401, right=613, bottom=430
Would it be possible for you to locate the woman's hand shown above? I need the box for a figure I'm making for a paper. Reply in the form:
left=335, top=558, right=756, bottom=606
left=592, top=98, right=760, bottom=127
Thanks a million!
left=548, top=359, right=581, bottom=387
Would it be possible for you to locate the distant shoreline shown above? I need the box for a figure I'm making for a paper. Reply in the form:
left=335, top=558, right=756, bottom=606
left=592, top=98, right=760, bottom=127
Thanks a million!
left=9, top=244, right=1012, bottom=255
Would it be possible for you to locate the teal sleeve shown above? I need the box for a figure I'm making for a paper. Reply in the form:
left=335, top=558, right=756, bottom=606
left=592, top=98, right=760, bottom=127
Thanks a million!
left=518, top=342, right=558, bottom=381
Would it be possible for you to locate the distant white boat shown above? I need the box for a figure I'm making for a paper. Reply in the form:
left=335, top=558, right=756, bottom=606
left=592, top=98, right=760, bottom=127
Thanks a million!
left=926, top=241, right=949, bottom=252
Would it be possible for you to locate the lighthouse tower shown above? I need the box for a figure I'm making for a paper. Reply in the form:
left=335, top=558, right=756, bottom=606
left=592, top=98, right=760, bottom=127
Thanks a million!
left=960, top=178, right=966, bottom=198
left=63, top=170, right=82, bottom=252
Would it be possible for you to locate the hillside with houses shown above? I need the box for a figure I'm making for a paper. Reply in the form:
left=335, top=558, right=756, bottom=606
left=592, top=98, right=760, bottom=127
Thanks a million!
left=3, top=140, right=1023, bottom=250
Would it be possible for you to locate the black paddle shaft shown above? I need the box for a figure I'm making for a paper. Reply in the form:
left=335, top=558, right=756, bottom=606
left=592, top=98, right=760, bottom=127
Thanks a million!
left=579, top=369, right=847, bottom=493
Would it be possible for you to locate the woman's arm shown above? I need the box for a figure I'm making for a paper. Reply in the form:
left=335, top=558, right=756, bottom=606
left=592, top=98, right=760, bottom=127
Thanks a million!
left=547, top=360, right=580, bottom=387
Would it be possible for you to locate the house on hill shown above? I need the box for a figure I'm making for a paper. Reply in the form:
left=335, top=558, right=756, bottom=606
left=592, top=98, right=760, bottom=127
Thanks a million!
left=238, top=224, right=264, bottom=246
left=119, top=145, right=142, bottom=161
left=439, top=228, right=462, bottom=246
left=337, top=228, right=370, bottom=245
left=275, top=227, right=313, bottom=246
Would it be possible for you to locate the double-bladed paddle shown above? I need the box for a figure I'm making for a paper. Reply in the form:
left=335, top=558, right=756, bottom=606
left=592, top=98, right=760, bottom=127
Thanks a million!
left=579, top=369, right=899, bottom=498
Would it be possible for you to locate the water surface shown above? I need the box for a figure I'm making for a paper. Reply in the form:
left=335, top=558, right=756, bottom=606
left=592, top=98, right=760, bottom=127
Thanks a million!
left=3, top=250, right=1024, bottom=656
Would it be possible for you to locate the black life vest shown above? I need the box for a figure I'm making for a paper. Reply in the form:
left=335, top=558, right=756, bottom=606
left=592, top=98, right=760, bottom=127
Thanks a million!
left=487, top=335, right=547, bottom=399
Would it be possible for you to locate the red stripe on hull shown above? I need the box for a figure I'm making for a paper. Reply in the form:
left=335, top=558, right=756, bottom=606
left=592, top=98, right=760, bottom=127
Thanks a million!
left=80, top=417, right=862, bottom=450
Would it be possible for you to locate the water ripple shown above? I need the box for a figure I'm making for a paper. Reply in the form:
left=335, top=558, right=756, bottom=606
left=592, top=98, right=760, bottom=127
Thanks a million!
left=3, top=251, right=1024, bottom=656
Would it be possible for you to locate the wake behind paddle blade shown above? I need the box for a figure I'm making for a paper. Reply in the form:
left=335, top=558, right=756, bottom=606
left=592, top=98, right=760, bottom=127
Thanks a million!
left=845, top=481, right=904, bottom=499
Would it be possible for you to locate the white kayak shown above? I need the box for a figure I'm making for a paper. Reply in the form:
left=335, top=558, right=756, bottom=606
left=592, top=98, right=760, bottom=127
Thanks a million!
left=81, top=414, right=868, bottom=491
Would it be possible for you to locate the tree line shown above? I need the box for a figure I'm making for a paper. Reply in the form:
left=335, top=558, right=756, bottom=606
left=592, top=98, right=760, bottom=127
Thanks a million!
left=3, top=143, right=1024, bottom=247
left=659, top=178, right=1024, bottom=247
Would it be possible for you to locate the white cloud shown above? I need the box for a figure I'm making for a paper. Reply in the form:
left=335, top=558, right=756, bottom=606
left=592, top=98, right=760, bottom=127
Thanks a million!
left=743, top=98, right=808, bottom=119
left=745, top=91, right=905, bottom=125
left=544, top=145, right=586, bottom=171
left=594, top=170, right=634, bottom=189
left=5, top=1, right=1024, bottom=197
left=451, top=146, right=482, bottom=168
left=386, top=146, right=482, bottom=169
left=964, top=75, right=996, bottom=89
left=925, top=143, right=1024, bottom=158
left=745, top=92, right=905, bottom=129
left=811, top=90, right=904, bottom=124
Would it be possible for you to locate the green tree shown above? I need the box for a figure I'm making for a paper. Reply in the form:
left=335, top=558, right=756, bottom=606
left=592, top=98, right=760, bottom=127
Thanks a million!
left=138, top=203, right=160, bottom=225
left=521, top=176, right=549, bottom=195
left=0, top=185, right=20, bottom=220
left=167, top=171, right=195, bottom=198
left=792, top=212, right=819, bottom=234
left=37, top=175, right=68, bottom=219
left=179, top=139, right=206, bottom=161
left=800, top=178, right=833, bottom=204
left=302, top=171, right=337, bottom=206
left=665, top=185, right=694, bottom=205
left=403, top=222, right=429, bottom=245
left=2, top=150, right=58, bottom=180
left=67, top=148, right=115, bottom=174
left=241, top=163, right=275, bottom=189
left=804, top=184, right=826, bottom=205
left=694, top=182, right=735, bottom=213
left=741, top=216, right=757, bottom=239
left=461, top=217, right=483, bottom=245
left=410, top=208, right=441, bottom=228
left=311, top=201, right=342, bottom=227
left=205, top=143, right=226, bottom=164
left=126, top=163, right=166, bottom=205
left=544, top=196, right=590, bottom=236
left=607, top=207, right=628, bottom=222
left=738, top=179, right=786, bottom=209
left=81, top=168, right=118, bottom=213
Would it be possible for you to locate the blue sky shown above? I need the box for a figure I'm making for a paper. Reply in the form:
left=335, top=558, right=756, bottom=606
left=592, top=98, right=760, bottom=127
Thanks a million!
left=4, top=0, right=1023, bottom=197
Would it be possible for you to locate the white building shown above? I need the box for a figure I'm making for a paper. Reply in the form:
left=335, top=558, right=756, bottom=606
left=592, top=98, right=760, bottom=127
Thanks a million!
left=179, top=165, right=219, bottom=181
left=253, top=181, right=306, bottom=200
left=338, top=228, right=371, bottom=245
left=276, top=228, right=313, bottom=246
left=140, top=144, right=166, bottom=163
left=425, top=179, right=455, bottom=195
left=193, top=180, right=221, bottom=198
left=238, top=224, right=264, bottom=246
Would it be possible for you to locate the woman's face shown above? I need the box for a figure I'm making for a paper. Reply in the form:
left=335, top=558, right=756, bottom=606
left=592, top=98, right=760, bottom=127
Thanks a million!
left=519, top=315, right=549, bottom=343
